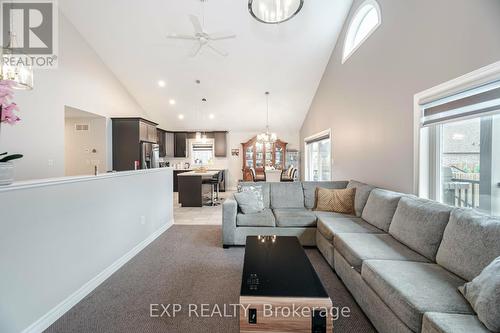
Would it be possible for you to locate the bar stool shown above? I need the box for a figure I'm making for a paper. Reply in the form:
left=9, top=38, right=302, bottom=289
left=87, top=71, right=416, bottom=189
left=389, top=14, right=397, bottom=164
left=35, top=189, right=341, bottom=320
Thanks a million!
left=203, top=171, right=223, bottom=206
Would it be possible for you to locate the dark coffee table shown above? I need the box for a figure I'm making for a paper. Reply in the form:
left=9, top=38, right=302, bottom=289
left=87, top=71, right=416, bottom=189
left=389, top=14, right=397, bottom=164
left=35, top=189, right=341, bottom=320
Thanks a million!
left=239, top=236, right=333, bottom=333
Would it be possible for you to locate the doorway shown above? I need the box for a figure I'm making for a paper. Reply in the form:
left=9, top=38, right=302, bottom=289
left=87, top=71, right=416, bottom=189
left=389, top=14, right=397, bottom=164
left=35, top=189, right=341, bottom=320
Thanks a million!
left=64, top=107, right=108, bottom=176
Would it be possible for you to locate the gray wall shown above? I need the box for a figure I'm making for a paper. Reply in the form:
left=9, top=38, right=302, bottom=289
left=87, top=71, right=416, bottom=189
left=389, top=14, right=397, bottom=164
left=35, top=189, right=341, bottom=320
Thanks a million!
left=300, top=0, right=500, bottom=193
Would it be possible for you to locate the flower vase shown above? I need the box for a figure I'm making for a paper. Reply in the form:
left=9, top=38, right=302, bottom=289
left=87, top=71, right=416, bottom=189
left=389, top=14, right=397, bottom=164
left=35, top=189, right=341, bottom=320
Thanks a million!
left=0, top=161, right=14, bottom=186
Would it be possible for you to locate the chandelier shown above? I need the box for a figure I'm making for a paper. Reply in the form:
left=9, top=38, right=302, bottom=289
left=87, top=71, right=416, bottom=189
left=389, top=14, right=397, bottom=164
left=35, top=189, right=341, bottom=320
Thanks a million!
left=248, top=0, right=304, bottom=24
left=0, top=32, right=34, bottom=90
left=257, top=92, right=277, bottom=144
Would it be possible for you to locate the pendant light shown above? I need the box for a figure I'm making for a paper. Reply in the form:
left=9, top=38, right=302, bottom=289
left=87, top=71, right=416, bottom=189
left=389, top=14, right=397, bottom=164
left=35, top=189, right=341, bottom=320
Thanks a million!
left=257, top=92, right=277, bottom=144
left=201, top=98, right=207, bottom=143
left=0, top=3, right=34, bottom=90
left=248, top=0, right=304, bottom=24
left=195, top=80, right=202, bottom=140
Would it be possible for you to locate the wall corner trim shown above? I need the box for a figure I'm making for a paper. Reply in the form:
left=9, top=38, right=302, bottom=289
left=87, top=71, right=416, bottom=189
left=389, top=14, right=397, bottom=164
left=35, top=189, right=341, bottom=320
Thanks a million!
left=20, top=221, right=174, bottom=333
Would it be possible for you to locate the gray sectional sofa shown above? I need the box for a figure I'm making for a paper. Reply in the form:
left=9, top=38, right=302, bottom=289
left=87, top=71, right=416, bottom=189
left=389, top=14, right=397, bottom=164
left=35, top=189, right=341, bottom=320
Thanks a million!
left=222, top=180, right=500, bottom=333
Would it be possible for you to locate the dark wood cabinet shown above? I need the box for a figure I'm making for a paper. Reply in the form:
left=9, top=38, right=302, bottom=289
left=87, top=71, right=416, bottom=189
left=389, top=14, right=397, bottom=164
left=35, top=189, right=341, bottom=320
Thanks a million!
left=138, top=120, right=157, bottom=143
left=173, top=170, right=190, bottom=192
left=242, top=136, right=287, bottom=181
left=214, top=131, right=227, bottom=157
left=112, top=118, right=158, bottom=171
left=174, top=132, right=188, bottom=158
left=157, top=128, right=166, bottom=157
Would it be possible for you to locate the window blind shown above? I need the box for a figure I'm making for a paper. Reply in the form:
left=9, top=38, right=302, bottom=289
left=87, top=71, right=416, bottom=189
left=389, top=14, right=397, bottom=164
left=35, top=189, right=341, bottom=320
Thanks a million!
left=421, top=80, right=500, bottom=127
left=192, top=144, right=213, bottom=151
left=305, top=133, right=330, bottom=145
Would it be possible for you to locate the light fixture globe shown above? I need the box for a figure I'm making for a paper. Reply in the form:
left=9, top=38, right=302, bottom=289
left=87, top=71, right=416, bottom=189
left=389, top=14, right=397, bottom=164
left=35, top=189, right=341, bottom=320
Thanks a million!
left=248, top=0, right=304, bottom=24
left=0, top=32, right=34, bottom=90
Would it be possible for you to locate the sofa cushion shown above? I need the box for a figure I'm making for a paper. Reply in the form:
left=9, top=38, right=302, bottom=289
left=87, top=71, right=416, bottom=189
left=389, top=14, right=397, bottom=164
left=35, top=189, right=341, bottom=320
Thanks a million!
left=302, top=181, right=349, bottom=209
left=236, top=208, right=276, bottom=227
left=233, top=190, right=264, bottom=214
left=273, top=208, right=317, bottom=227
left=362, top=260, right=473, bottom=333
left=270, top=182, right=304, bottom=209
left=459, top=256, right=500, bottom=332
left=346, top=180, right=375, bottom=217
left=315, top=187, right=356, bottom=214
left=389, top=196, right=453, bottom=261
left=239, top=182, right=271, bottom=208
left=436, top=208, right=500, bottom=281
left=336, top=233, right=430, bottom=272
left=361, top=189, right=403, bottom=232
left=422, top=313, right=491, bottom=333
left=316, top=212, right=383, bottom=242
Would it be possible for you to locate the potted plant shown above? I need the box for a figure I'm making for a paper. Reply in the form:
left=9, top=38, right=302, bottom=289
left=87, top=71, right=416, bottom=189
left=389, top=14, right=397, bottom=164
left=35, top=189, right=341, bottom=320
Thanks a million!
left=0, top=80, right=23, bottom=185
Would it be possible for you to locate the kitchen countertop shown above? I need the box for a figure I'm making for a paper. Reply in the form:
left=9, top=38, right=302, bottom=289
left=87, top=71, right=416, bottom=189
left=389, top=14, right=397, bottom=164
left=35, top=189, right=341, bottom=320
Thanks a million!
left=0, top=168, right=174, bottom=192
left=177, top=170, right=220, bottom=177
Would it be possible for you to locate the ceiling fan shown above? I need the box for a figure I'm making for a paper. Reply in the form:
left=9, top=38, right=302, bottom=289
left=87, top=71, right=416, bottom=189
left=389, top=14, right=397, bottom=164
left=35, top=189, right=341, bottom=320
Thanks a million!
left=167, top=14, right=236, bottom=57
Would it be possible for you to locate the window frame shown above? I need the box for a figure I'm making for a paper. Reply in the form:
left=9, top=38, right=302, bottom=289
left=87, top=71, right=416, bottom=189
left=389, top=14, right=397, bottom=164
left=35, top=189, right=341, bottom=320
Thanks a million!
left=304, top=129, right=332, bottom=182
left=342, top=0, right=381, bottom=64
left=189, top=139, right=215, bottom=167
left=414, top=60, right=500, bottom=198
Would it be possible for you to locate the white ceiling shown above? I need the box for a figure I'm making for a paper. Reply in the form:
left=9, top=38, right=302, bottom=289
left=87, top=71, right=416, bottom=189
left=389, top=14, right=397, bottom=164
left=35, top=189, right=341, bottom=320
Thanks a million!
left=59, top=0, right=352, bottom=132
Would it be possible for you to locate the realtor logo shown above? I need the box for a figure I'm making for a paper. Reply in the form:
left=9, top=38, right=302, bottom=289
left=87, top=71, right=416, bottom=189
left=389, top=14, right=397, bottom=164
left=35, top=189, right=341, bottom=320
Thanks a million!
left=0, top=0, right=58, bottom=68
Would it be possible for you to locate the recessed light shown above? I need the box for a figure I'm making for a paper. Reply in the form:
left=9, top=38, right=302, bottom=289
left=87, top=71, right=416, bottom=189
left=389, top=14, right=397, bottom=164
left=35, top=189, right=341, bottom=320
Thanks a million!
left=158, top=80, right=166, bottom=87
left=169, top=99, right=176, bottom=105
left=178, top=114, right=184, bottom=120
left=209, top=114, right=215, bottom=119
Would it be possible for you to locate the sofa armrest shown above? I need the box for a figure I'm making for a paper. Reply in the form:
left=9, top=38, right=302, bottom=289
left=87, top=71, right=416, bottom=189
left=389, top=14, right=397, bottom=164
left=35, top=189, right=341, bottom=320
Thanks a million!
left=222, top=197, right=238, bottom=247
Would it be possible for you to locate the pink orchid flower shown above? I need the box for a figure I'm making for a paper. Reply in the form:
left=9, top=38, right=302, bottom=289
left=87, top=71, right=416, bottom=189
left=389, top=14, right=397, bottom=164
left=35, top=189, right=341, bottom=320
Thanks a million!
left=1, top=103, right=20, bottom=124
left=0, top=80, right=20, bottom=125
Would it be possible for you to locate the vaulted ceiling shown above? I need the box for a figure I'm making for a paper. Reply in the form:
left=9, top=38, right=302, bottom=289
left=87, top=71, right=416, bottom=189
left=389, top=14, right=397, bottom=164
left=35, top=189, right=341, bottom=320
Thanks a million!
left=59, top=0, right=352, bottom=132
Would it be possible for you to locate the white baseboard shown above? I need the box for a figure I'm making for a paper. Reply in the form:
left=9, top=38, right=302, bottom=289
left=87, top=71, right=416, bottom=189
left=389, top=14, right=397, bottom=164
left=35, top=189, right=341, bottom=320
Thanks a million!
left=21, top=221, right=173, bottom=333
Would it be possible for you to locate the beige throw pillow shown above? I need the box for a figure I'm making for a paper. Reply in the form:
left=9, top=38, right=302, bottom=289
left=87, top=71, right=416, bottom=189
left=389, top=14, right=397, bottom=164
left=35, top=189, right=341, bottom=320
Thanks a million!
left=315, top=187, right=356, bottom=215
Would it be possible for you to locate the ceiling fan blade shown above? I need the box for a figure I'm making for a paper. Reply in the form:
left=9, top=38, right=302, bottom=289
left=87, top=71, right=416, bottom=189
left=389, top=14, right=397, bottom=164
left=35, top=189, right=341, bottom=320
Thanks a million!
left=209, top=34, right=236, bottom=41
left=167, top=34, right=197, bottom=40
left=191, top=43, right=203, bottom=57
left=189, top=15, right=203, bottom=33
left=207, top=44, right=228, bottom=57
left=167, top=33, right=198, bottom=40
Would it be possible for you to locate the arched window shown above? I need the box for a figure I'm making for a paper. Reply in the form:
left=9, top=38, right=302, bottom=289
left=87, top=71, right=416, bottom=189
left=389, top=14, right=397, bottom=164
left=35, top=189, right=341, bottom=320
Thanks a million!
left=342, top=0, right=381, bottom=63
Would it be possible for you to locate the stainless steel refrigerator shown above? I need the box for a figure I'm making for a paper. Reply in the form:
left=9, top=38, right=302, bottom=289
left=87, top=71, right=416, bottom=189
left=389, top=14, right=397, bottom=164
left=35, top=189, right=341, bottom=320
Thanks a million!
left=140, top=142, right=160, bottom=169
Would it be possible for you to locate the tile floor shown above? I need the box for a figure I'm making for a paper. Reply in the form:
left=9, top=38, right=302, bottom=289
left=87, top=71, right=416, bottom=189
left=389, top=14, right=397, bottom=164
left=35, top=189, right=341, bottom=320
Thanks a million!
left=173, top=191, right=234, bottom=225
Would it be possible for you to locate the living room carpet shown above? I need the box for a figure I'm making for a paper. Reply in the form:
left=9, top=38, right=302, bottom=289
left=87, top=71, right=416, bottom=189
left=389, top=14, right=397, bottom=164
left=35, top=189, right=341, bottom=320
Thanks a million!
left=45, top=225, right=375, bottom=333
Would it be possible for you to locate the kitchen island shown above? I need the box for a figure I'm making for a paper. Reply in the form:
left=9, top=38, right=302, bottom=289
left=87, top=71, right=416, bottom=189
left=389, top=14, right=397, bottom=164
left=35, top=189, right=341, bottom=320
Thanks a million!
left=177, top=170, right=220, bottom=207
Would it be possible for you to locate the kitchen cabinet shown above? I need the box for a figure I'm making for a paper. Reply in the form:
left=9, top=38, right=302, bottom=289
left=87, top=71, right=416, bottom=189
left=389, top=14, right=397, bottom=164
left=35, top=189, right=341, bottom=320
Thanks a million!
left=112, top=118, right=158, bottom=171
left=138, top=119, right=157, bottom=143
left=165, top=132, right=175, bottom=157
left=214, top=131, right=227, bottom=157
left=147, top=125, right=157, bottom=143
left=173, top=170, right=190, bottom=192
left=157, top=128, right=166, bottom=157
left=174, top=132, right=188, bottom=158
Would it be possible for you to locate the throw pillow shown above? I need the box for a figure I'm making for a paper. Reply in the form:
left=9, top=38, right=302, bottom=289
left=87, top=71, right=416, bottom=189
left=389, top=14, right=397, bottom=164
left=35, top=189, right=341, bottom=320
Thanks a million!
left=459, top=256, right=500, bottom=332
left=234, top=186, right=265, bottom=214
left=239, top=185, right=264, bottom=203
left=315, top=187, right=356, bottom=215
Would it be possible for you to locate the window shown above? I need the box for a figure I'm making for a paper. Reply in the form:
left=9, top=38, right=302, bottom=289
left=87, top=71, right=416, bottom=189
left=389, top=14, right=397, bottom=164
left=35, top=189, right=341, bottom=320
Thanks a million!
left=305, top=131, right=331, bottom=181
left=342, top=0, right=381, bottom=63
left=190, top=141, right=214, bottom=167
left=418, top=79, right=500, bottom=217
